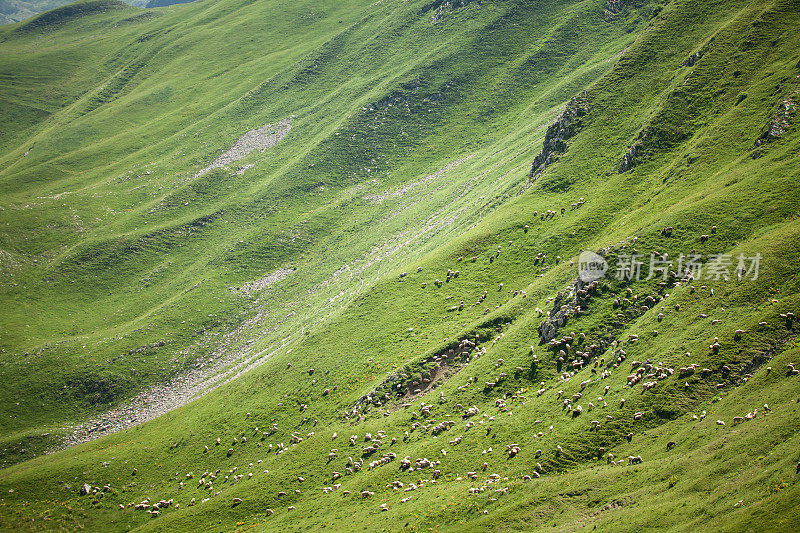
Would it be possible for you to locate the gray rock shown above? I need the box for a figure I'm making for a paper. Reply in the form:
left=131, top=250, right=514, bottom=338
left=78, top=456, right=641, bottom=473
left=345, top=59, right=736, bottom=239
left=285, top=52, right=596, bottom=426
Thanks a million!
left=530, top=94, right=590, bottom=177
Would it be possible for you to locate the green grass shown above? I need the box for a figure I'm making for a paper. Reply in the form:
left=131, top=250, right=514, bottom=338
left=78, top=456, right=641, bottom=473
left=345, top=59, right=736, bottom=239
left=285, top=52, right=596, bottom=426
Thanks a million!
left=0, top=0, right=799, bottom=530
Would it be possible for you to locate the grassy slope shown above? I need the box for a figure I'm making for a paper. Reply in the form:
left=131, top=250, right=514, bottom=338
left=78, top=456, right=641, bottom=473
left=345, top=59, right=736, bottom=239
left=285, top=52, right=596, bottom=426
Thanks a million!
left=0, top=0, right=137, bottom=26
left=0, top=0, right=650, bottom=456
left=0, top=0, right=799, bottom=531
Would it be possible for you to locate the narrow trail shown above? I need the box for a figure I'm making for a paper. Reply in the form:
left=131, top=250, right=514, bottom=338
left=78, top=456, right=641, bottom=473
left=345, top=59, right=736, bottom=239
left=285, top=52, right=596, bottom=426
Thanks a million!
left=58, top=340, right=290, bottom=449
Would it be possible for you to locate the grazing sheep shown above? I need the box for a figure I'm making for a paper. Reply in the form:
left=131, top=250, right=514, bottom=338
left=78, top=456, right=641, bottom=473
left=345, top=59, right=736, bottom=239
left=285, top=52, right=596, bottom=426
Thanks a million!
left=507, top=444, right=521, bottom=457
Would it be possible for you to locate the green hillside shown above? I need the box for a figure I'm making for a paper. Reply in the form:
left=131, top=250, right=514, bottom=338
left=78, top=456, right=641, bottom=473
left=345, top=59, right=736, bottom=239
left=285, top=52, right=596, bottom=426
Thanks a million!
left=0, top=0, right=147, bottom=26
left=0, top=0, right=799, bottom=531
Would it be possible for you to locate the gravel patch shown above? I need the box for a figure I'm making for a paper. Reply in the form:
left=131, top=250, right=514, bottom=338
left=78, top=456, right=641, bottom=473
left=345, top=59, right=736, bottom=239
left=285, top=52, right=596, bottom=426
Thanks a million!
left=236, top=267, right=295, bottom=297
left=194, top=118, right=292, bottom=179
left=58, top=341, right=288, bottom=449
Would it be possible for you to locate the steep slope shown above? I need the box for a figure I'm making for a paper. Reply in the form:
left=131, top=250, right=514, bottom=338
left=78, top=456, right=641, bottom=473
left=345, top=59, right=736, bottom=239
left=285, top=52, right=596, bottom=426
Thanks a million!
left=0, top=0, right=655, bottom=459
left=1, top=0, right=799, bottom=531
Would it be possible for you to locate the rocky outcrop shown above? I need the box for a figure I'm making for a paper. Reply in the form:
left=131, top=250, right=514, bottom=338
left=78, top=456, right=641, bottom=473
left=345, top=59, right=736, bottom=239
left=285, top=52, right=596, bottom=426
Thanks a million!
left=618, top=129, right=648, bottom=173
left=530, top=94, right=590, bottom=177
left=347, top=334, right=486, bottom=419
left=422, top=0, right=480, bottom=22
left=618, top=144, right=638, bottom=173
left=605, top=0, right=624, bottom=15
left=682, top=50, right=703, bottom=67
left=752, top=94, right=796, bottom=158
left=538, top=286, right=576, bottom=343
left=538, top=279, right=600, bottom=343
left=682, top=36, right=717, bottom=67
